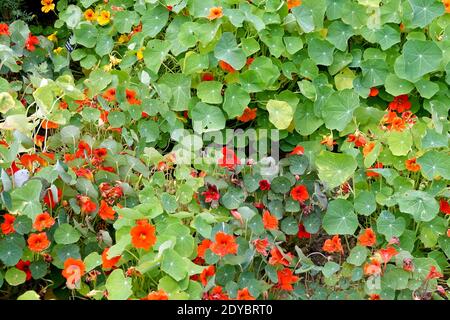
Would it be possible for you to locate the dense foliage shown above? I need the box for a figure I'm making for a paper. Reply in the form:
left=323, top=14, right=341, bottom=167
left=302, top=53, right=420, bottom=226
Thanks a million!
left=0, top=0, right=449, bottom=300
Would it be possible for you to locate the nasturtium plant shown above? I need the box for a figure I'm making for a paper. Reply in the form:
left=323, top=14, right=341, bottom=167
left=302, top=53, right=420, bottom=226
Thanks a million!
left=0, top=0, right=448, bottom=302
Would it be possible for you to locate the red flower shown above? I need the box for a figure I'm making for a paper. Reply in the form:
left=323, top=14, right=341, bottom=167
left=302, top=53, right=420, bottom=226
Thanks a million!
left=425, top=266, right=443, bottom=280
left=323, top=235, right=344, bottom=254
left=252, top=238, right=269, bottom=256
left=405, top=157, right=420, bottom=172
left=262, top=210, right=278, bottom=230
left=101, top=248, right=121, bottom=269
left=246, top=57, right=255, bottom=66
left=364, top=258, right=382, bottom=276
left=289, top=145, right=304, bottom=155
left=16, top=260, right=32, bottom=281
left=197, top=239, right=212, bottom=259
left=201, top=72, right=214, bottom=81
left=439, top=199, right=450, bottom=215
left=98, top=200, right=115, bottom=221
left=268, top=247, right=293, bottom=266
left=276, top=268, right=299, bottom=291
left=297, top=223, right=311, bottom=239
left=202, top=184, right=220, bottom=203
left=377, top=246, right=398, bottom=265
left=73, top=167, right=94, bottom=181
left=347, top=133, right=367, bottom=147
left=0, top=23, right=10, bottom=36
left=43, top=188, right=62, bottom=209
left=366, top=162, right=383, bottom=178
left=236, top=107, right=257, bottom=122
left=219, top=60, right=235, bottom=73
left=217, top=147, right=241, bottom=170
left=103, top=88, right=116, bottom=102
left=77, top=195, right=97, bottom=214
left=388, top=95, right=411, bottom=113
left=200, top=265, right=215, bottom=286
left=1, top=214, right=15, bottom=235
left=75, top=140, right=92, bottom=158
left=33, top=212, right=55, bottom=231
left=369, top=87, right=379, bottom=97
left=290, top=185, right=309, bottom=202
left=27, top=232, right=50, bottom=252
left=210, top=232, right=238, bottom=257
left=130, top=221, right=157, bottom=250
left=142, top=290, right=169, bottom=300
left=62, top=258, right=85, bottom=290
left=259, top=179, right=271, bottom=191
left=368, top=294, right=381, bottom=300
left=207, top=286, right=229, bottom=300
left=358, top=228, right=376, bottom=247
left=125, top=89, right=142, bottom=105
left=236, top=288, right=255, bottom=300
left=25, top=33, right=40, bottom=51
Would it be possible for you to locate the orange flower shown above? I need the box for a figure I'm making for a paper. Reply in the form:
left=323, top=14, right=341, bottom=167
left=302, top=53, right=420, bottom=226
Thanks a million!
left=1, top=214, right=15, bottom=235
left=200, top=265, right=215, bottom=286
left=208, top=7, right=223, bottom=20
left=290, top=185, right=309, bottom=202
left=207, top=286, right=229, bottom=300
left=33, top=212, right=55, bottom=231
left=27, top=232, right=50, bottom=252
left=252, top=238, right=270, bottom=256
left=25, top=33, right=39, bottom=51
left=42, top=120, right=59, bottom=129
left=444, top=0, right=450, bottom=13
left=62, top=258, right=85, bottom=290
left=358, top=228, right=376, bottom=247
left=388, top=95, right=411, bottom=113
left=0, top=23, right=10, bottom=36
left=440, top=199, right=450, bottom=215
left=425, top=266, right=443, bottom=280
left=322, top=235, right=344, bottom=254
left=289, top=145, right=304, bottom=155
left=77, top=195, right=97, bottom=214
left=219, top=60, right=236, bottom=73
left=236, top=107, right=257, bottom=122
left=320, top=135, right=336, bottom=149
left=101, top=248, right=121, bottom=269
left=236, top=288, right=255, bottom=300
left=130, top=221, right=157, bottom=250
left=369, top=87, right=379, bottom=97
left=197, top=239, right=212, bottom=259
left=262, top=210, right=278, bottom=230
left=366, top=162, right=383, bottom=178
left=405, top=157, right=420, bottom=172
left=20, top=154, right=47, bottom=171
left=363, top=142, right=375, bottom=157
left=268, top=247, right=293, bottom=266
left=377, top=246, right=398, bottom=265
left=210, top=232, right=238, bottom=257
left=125, top=89, right=142, bottom=105
left=368, top=294, right=381, bottom=300
left=364, top=257, right=382, bottom=276
left=276, top=268, right=299, bottom=291
left=34, top=135, right=45, bottom=148
left=102, top=88, right=116, bottom=101
left=98, top=200, right=115, bottom=221
left=287, top=0, right=302, bottom=10
left=142, top=290, right=169, bottom=300
left=73, top=167, right=94, bottom=180
left=347, top=133, right=366, bottom=147
left=84, top=9, right=96, bottom=21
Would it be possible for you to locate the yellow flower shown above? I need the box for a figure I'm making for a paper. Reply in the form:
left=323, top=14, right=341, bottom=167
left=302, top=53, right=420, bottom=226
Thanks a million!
left=84, top=9, right=97, bottom=21
left=103, top=63, right=113, bottom=72
left=97, top=10, right=111, bottom=26
left=118, top=34, right=129, bottom=44
left=47, top=32, right=57, bottom=42
left=109, top=55, right=122, bottom=66
left=53, top=47, right=63, bottom=54
left=136, top=48, right=145, bottom=61
left=41, top=0, right=55, bottom=13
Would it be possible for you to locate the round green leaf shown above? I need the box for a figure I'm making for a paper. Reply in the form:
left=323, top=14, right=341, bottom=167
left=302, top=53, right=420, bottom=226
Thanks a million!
left=54, top=223, right=81, bottom=245
left=322, top=199, right=358, bottom=235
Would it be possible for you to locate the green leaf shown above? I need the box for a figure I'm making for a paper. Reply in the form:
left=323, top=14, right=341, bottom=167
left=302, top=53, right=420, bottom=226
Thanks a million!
left=354, top=191, right=376, bottom=216
left=144, top=40, right=171, bottom=74
left=113, top=11, right=139, bottom=34
left=421, top=129, right=448, bottom=149
left=294, top=101, right=323, bottom=136
left=223, top=84, right=251, bottom=118
left=17, top=290, right=40, bottom=300
left=322, top=261, right=340, bottom=277
left=315, top=151, right=357, bottom=189
left=417, top=150, right=450, bottom=180
left=382, top=268, right=410, bottom=290
left=384, top=74, right=414, bottom=96
left=322, top=199, right=358, bottom=235
left=221, top=187, right=245, bottom=210
left=214, top=32, right=246, bottom=70
left=347, top=246, right=368, bottom=266
left=84, top=69, right=112, bottom=97
left=105, top=269, right=132, bottom=300
left=30, top=261, right=48, bottom=279
left=307, top=38, right=335, bottom=66
left=376, top=211, right=406, bottom=240
left=281, top=217, right=299, bottom=235
left=386, top=130, right=413, bottom=156
left=197, top=81, right=223, bottom=104
left=95, top=33, right=114, bottom=56
left=284, top=37, right=303, bottom=55
left=322, top=89, right=359, bottom=131
left=326, top=21, right=353, bottom=51
left=5, top=268, right=26, bottom=286
left=54, top=224, right=81, bottom=245
left=415, top=79, right=439, bottom=99
left=408, top=0, right=445, bottom=28
left=0, top=92, right=15, bottom=114
left=191, top=102, right=226, bottom=133
left=158, top=74, right=191, bottom=111
left=360, top=59, right=389, bottom=87
left=397, top=191, right=439, bottom=222
left=271, top=176, right=292, bottom=194
left=142, top=5, right=169, bottom=37
left=84, top=252, right=102, bottom=272
left=291, top=0, right=327, bottom=33
left=0, top=240, right=23, bottom=267
left=74, top=23, right=98, bottom=48
left=161, top=249, right=188, bottom=281
left=266, top=100, right=294, bottom=130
